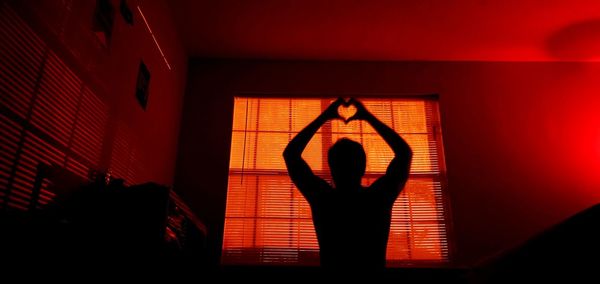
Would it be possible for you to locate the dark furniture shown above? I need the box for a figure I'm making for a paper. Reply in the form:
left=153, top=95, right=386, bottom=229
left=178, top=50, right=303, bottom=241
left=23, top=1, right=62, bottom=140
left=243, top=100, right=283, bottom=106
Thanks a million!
left=0, top=163, right=207, bottom=274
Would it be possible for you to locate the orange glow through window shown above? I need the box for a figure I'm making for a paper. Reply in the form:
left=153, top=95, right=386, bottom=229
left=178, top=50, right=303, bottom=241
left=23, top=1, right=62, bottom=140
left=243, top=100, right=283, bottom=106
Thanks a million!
left=223, top=97, right=449, bottom=266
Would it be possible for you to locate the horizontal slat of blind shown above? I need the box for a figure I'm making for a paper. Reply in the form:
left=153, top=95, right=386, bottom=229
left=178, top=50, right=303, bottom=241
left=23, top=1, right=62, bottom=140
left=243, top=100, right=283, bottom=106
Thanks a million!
left=223, top=97, right=449, bottom=266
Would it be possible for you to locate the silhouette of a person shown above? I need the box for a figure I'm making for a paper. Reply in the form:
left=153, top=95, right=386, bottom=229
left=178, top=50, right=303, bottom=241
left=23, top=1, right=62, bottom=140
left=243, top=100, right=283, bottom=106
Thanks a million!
left=284, top=98, right=413, bottom=270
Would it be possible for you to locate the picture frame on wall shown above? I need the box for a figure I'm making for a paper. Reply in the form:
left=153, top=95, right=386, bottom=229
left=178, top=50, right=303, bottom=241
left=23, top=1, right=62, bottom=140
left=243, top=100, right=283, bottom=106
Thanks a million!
left=136, top=61, right=151, bottom=110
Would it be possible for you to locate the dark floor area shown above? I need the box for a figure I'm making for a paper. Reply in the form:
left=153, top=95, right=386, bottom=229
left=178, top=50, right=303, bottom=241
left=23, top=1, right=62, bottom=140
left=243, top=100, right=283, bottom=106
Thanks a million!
left=2, top=186, right=599, bottom=283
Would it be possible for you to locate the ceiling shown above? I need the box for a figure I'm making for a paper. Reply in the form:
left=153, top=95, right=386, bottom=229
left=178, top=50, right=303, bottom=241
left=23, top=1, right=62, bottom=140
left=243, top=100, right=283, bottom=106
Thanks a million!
left=169, top=0, right=600, bottom=61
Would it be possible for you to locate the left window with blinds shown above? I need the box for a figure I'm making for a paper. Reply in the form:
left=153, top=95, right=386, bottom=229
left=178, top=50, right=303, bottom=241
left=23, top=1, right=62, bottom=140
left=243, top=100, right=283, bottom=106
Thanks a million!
left=0, top=3, right=108, bottom=211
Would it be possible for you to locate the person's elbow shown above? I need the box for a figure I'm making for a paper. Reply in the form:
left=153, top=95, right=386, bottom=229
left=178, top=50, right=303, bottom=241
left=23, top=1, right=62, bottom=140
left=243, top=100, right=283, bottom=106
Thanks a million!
left=406, top=147, right=414, bottom=160
left=283, top=150, right=291, bottom=161
left=394, top=144, right=413, bottom=160
left=282, top=146, right=296, bottom=162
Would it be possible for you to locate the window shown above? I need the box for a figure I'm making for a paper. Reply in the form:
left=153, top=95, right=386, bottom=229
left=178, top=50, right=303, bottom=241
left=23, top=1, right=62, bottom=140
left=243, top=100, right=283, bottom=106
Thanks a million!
left=222, top=97, right=450, bottom=266
left=0, top=3, right=110, bottom=210
left=0, top=3, right=142, bottom=211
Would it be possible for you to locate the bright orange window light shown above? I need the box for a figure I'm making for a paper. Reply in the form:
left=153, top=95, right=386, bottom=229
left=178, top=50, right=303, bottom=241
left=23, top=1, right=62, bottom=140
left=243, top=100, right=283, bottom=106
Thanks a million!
left=223, top=97, right=450, bottom=266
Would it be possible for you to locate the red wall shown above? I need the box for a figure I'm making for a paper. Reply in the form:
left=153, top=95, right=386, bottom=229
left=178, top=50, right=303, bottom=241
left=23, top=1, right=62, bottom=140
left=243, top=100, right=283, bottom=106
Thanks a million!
left=175, top=60, right=600, bottom=266
left=10, top=0, right=187, bottom=185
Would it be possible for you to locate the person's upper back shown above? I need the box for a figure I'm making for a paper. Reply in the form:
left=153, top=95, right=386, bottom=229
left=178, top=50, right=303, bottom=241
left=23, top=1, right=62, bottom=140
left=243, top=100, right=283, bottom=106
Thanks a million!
left=306, top=182, right=398, bottom=269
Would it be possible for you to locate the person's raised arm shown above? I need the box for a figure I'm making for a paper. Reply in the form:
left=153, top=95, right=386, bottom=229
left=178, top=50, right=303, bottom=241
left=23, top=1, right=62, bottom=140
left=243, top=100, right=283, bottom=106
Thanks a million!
left=348, top=98, right=413, bottom=196
left=283, top=98, right=345, bottom=198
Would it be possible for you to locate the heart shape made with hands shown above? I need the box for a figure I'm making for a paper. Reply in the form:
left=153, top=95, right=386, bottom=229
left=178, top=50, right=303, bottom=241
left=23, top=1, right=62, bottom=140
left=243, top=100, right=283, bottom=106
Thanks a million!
left=337, top=102, right=357, bottom=123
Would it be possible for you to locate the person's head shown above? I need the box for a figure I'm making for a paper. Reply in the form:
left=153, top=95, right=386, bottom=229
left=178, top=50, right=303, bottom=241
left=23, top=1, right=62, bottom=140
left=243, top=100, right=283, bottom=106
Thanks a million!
left=328, top=138, right=366, bottom=188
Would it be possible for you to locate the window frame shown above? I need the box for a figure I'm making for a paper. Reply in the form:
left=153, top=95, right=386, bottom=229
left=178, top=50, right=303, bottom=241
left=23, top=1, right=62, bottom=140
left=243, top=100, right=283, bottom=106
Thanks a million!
left=222, top=94, right=454, bottom=267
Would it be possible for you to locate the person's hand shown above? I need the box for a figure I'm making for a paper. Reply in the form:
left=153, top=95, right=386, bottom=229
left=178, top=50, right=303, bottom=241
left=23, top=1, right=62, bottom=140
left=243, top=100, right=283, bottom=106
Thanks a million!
left=323, top=97, right=346, bottom=121
left=347, top=98, right=371, bottom=122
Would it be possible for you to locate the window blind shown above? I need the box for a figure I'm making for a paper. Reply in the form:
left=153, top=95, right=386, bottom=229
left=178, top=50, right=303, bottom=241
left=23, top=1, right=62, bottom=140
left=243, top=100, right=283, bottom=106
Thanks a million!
left=0, top=3, right=111, bottom=210
left=222, top=97, right=450, bottom=266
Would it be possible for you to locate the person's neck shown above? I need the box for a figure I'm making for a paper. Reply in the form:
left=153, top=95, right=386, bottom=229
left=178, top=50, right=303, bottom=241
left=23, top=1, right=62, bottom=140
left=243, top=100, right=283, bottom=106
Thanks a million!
left=335, top=182, right=362, bottom=192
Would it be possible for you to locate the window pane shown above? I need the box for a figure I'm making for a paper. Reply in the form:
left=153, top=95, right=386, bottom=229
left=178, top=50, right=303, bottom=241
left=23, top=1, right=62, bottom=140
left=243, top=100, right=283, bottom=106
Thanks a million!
left=362, top=133, right=394, bottom=173
left=363, top=101, right=394, bottom=132
left=291, top=100, right=322, bottom=132
left=258, top=98, right=290, bottom=132
left=388, top=178, right=447, bottom=262
left=232, top=98, right=259, bottom=131
left=404, top=134, right=437, bottom=174
left=256, top=132, right=289, bottom=170
left=392, top=100, right=429, bottom=133
left=229, top=131, right=256, bottom=169
left=257, top=175, right=294, bottom=218
left=225, top=174, right=257, bottom=218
